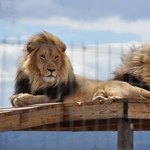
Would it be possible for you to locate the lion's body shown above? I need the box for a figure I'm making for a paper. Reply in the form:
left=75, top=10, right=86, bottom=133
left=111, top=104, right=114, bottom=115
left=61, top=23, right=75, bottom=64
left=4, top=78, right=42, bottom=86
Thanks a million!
left=10, top=32, right=150, bottom=107
left=113, top=44, right=150, bottom=91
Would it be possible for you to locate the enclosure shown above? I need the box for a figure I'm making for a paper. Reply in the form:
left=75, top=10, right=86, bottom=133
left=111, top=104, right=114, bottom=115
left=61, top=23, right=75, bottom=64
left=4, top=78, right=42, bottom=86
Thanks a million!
left=1, top=37, right=150, bottom=150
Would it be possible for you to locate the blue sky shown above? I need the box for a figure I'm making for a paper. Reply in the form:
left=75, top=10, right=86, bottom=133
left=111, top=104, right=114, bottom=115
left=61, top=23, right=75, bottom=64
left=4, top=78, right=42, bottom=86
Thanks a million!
left=0, top=0, right=150, bottom=105
left=1, top=0, right=150, bottom=45
left=1, top=1, right=150, bottom=149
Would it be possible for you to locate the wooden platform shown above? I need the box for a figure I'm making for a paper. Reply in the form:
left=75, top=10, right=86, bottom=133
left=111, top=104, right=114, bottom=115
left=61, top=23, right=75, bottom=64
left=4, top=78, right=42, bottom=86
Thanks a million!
left=1, top=98, right=150, bottom=132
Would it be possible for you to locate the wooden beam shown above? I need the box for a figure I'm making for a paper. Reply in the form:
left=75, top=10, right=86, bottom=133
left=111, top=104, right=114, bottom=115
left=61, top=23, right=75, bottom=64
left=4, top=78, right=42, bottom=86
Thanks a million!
left=17, top=119, right=150, bottom=131
left=117, top=103, right=133, bottom=150
left=19, top=119, right=118, bottom=131
left=0, top=103, right=64, bottom=132
left=63, top=102, right=123, bottom=121
left=0, top=101, right=123, bottom=132
left=1, top=99, right=150, bottom=132
left=113, top=98, right=150, bottom=103
left=128, top=103, right=150, bottom=119
left=117, top=119, right=134, bottom=150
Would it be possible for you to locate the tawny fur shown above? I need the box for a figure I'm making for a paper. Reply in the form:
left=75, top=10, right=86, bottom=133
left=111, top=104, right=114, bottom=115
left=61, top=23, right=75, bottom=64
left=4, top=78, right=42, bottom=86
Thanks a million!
left=113, top=44, right=150, bottom=90
left=17, top=31, right=74, bottom=94
left=10, top=32, right=150, bottom=107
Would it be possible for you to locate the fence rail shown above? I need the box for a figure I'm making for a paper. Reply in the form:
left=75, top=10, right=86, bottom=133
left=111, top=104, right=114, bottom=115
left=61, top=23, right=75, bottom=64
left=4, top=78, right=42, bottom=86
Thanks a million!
left=1, top=99, right=150, bottom=132
left=1, top=99, right=150, bottom=149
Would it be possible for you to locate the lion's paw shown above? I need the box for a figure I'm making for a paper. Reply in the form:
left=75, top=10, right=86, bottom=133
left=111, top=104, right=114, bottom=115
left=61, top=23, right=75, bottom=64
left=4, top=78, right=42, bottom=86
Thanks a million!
left=92, top=95, right=107, bottom=104
left=109, top=96, right=122, bottom=100
left=92, top=95, right=122, bottom=104
left=10, top=93, right=28, bottom=107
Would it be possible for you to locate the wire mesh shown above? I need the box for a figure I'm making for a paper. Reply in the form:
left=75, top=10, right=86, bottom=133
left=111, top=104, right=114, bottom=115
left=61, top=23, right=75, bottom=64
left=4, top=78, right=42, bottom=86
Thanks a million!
left=0, top=37, right=150, bottom=150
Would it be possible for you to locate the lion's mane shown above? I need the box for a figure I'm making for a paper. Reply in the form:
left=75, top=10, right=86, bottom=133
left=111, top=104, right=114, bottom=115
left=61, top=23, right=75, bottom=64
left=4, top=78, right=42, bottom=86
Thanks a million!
left=14, top=31, right=75, bottom=99
left=113, top=44, right=150, bottom=90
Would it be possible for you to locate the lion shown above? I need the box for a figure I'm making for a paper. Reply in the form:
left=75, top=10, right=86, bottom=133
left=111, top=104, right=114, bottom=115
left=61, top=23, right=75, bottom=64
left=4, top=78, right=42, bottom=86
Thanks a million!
left=113, top=44, right=150, bottom=91
left=10, top=31, right=150, bottom=107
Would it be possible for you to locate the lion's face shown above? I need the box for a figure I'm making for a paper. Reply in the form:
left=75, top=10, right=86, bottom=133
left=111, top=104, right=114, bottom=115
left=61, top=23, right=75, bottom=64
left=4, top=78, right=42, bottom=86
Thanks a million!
left=35, top=43, right=61, bottom=83
left=20, top=31, right=74, bottom=93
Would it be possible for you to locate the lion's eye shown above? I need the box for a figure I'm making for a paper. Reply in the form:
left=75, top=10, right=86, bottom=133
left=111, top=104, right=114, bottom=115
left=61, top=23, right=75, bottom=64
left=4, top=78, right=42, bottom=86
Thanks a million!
left=41, top=55, right=46, bottom=60
left=55, top=56, right=59, bottom=60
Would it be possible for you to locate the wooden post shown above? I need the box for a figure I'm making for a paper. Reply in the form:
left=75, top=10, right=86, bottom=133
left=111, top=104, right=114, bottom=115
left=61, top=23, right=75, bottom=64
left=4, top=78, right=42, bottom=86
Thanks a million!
left=117, top=102, right=134, bottom=150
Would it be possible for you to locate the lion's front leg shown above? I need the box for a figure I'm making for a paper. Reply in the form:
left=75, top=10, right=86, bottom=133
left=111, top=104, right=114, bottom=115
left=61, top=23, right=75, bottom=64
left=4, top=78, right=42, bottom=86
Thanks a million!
left=92, top=89, right=122, bottom=104
left=10, top=93, right=50, bottom=107
left=92, top=81, right=150, bottom=103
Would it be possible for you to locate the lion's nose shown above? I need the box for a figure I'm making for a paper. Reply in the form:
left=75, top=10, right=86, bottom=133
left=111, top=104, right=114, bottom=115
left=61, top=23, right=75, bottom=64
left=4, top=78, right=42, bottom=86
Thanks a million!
left=47, top=68, right=56, bottom=73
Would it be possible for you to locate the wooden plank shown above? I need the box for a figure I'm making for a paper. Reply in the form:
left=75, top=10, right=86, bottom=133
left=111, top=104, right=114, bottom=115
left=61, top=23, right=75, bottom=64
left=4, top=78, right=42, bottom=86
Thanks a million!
left=128, top=103, right=150, bottom=119
left=64, top=102, right=124, bottom=121
left=18, top=119, right=150, bottom=131
left=0, top=103, right=64, bottom=132
left=19, top=119, right=119, bottom=131
left=1, top=101, right=150, bottom=132
left=0, top=103, right=63, bottom=117
left=113, top=98, right=150, bottom=103
left=0, top=102, right=123, bottom=132
left=133, top=119, right=150, bottom=131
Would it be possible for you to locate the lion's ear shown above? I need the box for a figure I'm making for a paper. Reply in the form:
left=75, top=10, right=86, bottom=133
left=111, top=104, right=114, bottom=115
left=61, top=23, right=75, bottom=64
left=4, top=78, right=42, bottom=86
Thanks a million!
left=60, top=41, right=66, bottom=53
left=27, top=42, right=35, bottom=52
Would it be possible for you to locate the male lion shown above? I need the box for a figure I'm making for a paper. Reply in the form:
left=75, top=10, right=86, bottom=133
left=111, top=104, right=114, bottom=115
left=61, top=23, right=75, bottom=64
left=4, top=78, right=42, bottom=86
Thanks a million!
left=10, top=32, right=150, bottom=107
left=113, top=44, right=150, bottom=91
